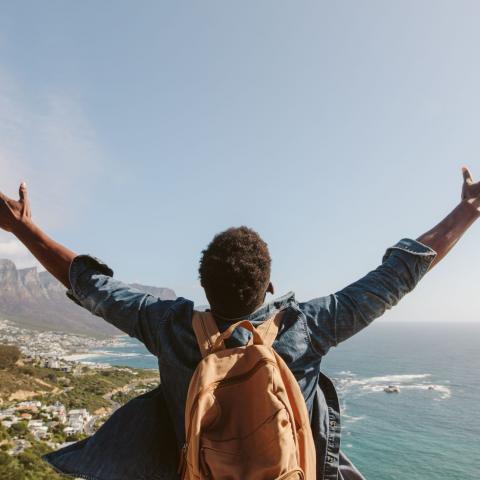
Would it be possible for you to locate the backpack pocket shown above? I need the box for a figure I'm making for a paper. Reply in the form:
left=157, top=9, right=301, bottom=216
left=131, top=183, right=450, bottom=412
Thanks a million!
left=200, top=407, right=298, bottom=480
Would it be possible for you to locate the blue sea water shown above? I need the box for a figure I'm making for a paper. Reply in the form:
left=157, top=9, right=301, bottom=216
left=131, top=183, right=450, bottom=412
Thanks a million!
left=84, top=322, right=480, bottom=480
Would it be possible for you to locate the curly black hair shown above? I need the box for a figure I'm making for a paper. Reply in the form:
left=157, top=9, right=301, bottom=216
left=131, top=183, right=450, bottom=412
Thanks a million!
left=199, top=226, right=272, bottom=318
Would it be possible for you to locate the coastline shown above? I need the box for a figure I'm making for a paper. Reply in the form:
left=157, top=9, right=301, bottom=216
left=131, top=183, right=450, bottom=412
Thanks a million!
left=61, top=349, right=145, bottom=362
left=59, top=335, right=157, bottom=370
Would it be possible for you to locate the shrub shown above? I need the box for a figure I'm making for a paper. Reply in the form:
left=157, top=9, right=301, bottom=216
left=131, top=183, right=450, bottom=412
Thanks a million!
left=18, top=366, right=34, bottom=376
left=8, top=422, right=28, bottom=438
left=0, top=345, right=21, bottom=369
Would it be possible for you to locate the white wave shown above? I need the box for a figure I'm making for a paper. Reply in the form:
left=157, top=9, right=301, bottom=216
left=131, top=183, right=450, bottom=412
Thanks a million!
left=62, top=353, right=98, bottom=361
left=342, top=413, right=366, bottom=424
left=88, top=350, right=145, bottom=358
left=359, top=383, right=451, bottom=399
left=402, top=384, right=451, bottom=400
left=335, top=372, right=451, bottom=400
left=347, top=374, right=431, bottom=386
left=104, top=352, right=143, bottom=358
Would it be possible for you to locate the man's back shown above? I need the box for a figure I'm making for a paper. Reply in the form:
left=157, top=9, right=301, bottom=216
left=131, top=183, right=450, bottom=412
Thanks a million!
left=65, top=237, right=435, bottom=456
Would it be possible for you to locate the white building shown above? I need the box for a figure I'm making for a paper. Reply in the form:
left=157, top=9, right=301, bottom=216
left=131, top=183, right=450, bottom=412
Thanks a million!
left=63, top=426, right=82, bottom=436
left=32, top=426, right=49, bottom=440
left=16, top=401, right=41, bottom=411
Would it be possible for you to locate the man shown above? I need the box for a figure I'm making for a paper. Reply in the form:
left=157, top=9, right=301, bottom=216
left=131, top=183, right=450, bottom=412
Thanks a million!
left=0, top=166, right=479, bottom=479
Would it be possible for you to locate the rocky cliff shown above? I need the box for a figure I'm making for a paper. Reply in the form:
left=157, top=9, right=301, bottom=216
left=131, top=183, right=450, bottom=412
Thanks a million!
left=0, top=259, right=176, bottom=338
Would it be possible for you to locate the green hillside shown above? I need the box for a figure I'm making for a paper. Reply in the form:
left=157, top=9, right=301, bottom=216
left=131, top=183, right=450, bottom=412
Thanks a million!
left=0, top=345, right=159, bottom=479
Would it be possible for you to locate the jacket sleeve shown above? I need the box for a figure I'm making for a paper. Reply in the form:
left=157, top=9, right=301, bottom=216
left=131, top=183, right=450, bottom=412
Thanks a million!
left=301, top=238, right=437, bottom=356
left=65, top=254, right=177, bottom=356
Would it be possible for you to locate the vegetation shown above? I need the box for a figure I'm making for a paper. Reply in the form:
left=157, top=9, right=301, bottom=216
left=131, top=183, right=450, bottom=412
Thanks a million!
left=0, top=350, right=159, bottom=479
left=0, top=356, right=157, bottom=411
left=0, top=422, right=64, bottom=479
left=112, top=388, right=144, bottom=404
left=0, top=345, right=21, bottom=369
left=41, top=367, right=156, bottom=412
left=0, top=440, right=66, bottom=479
left=0, top=365, right=57, bottom=399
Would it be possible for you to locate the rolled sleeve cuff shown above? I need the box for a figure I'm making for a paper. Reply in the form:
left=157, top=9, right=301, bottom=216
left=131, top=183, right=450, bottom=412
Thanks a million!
left=66, top=254, right=114, bottom=306
left=382, top=238, right=437, bottom=276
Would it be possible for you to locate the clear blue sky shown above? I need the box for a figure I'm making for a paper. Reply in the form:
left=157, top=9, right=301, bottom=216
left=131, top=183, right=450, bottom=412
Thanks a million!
left=0, top=1, right=479, bottom=322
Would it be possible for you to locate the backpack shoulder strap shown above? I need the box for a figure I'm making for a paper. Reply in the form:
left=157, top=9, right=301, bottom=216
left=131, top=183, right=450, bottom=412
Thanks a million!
left=192, top=309, right=285, bottom=357
left=192, top=311, right=225, bottom=358
left=256, top=310, right=285, bottom=347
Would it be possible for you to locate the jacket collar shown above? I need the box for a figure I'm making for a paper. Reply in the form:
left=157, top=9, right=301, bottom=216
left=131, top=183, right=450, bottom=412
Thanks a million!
left=207, top=291, right=296, bottom=324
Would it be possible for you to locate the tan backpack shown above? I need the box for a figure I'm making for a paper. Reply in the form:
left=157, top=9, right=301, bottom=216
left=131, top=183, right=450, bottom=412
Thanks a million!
left=178, top=309, right=316, bottom=480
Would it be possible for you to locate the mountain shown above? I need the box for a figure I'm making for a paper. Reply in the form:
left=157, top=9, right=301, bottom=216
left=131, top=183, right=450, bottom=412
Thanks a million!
left=0, top=259, right=176, bottom=338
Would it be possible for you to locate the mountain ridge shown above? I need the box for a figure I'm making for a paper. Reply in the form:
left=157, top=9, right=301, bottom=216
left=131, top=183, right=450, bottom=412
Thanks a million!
left=0, top=259, right=176, bottom=338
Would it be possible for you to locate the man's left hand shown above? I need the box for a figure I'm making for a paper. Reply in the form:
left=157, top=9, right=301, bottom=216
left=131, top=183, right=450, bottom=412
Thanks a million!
left=461, top=166, right=480, bottom=212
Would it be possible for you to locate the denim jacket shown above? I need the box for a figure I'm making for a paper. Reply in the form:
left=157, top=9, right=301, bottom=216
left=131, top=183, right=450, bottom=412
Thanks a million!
left=44, top=237, right=436, bottom=480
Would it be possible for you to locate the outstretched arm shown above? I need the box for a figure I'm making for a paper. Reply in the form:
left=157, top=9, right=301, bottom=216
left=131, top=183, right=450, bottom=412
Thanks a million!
left=0, top=181, right=175, bottom=356
left=0, top=182, right=76, bottom=287
left=304, top=166, right=480, bottom=355
left=416, top=166, right=480, bottom=270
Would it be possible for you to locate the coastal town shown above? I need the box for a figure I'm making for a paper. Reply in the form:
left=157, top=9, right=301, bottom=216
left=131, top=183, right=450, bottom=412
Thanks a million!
left=0, top=400, right=91, bottom=453
left=0, top=319, right=123, bottom=364
left=0, top=319, right=159, bottom=478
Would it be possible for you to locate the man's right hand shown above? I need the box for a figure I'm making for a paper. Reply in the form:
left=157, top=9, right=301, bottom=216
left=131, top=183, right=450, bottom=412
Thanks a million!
left=0, top=182, right=32, bottom=233
left=0, top=180, right=75, bottom=287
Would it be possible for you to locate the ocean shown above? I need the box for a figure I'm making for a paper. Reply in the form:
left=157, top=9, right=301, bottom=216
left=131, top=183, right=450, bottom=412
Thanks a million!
left=83, top=322, right=480, bottom=480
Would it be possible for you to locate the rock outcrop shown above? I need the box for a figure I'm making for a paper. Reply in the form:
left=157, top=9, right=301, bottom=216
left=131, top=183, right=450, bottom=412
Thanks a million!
left=0, top=259, right=176, bottom=338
